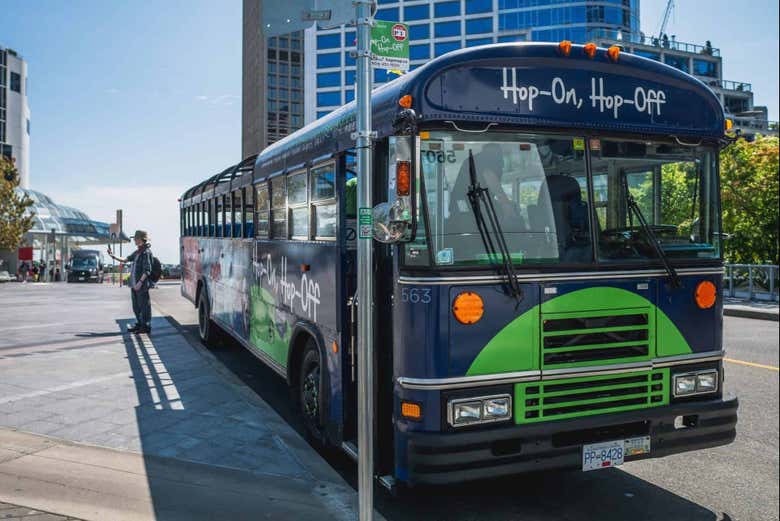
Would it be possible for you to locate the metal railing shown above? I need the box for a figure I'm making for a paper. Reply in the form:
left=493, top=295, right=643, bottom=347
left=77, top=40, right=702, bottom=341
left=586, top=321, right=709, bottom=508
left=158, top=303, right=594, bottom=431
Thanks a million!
left=729, top=118, right=779, bottom=135
left=708, top=79, right=752, bottom=92
left=724, top=264, right=779, bottom=302
left=590, top=30, right=721, bottom=56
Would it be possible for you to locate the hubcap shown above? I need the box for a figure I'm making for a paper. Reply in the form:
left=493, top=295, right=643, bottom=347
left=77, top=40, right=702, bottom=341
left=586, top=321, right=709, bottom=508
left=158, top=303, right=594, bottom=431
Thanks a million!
left=302, top=366, right=320, bottom=421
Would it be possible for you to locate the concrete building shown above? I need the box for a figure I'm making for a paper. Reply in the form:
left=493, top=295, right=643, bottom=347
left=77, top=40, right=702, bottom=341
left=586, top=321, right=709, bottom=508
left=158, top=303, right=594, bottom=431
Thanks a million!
left=0, top=45, right=31, bottom=188
left=304, top=0, right=640, bottom=122
left=593, top=31, right=776, bottom=137
left=241, top=0, right=306, bottom=157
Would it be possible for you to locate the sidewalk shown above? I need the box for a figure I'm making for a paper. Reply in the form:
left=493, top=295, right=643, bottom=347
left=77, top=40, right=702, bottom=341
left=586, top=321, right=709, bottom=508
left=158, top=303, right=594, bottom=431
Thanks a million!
left=723, top=297, right=779, bottom=321
left=0, top=283, right=359, bottom=520
left=0, top=500, right=82, bottom=521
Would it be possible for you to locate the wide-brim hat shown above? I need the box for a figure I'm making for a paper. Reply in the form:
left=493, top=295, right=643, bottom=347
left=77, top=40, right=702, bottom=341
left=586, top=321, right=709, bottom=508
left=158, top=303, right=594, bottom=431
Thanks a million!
left=133, top=230, right=149, bottom=242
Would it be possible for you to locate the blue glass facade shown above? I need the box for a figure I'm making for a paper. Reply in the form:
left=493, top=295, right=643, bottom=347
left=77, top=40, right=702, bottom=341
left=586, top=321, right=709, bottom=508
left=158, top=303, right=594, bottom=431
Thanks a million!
left=308, top=0, right=639, bottom=121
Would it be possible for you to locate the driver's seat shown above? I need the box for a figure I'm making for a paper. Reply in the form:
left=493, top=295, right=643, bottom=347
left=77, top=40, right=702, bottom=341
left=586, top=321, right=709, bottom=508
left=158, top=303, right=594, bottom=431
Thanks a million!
left=542, top=175, right=591, bottom=262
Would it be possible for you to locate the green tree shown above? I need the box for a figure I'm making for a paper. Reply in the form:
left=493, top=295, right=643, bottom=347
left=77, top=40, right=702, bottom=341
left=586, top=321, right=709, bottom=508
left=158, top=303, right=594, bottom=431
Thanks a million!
left=0, top=156, right=35, bottom=251
left=720, top=135, right=779, bottom=264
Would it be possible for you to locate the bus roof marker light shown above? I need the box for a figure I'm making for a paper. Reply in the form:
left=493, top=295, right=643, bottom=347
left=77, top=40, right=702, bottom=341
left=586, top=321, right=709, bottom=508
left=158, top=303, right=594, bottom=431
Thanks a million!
left=607, top=45, right=620, bottom=62
left=399, top=95, right=413, bottom=109
left=453, top=292, right=484, bottom=325
left=557, top=40, right=572, bottom=57
left=695, top=280, right=717, bottom=309
left=583, top=43, right=597, bottom=59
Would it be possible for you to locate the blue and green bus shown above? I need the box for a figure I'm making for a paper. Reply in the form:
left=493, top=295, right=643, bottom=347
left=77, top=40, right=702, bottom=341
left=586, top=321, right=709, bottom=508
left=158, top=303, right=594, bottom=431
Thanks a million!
left=180, top=42, right=738, bottom=486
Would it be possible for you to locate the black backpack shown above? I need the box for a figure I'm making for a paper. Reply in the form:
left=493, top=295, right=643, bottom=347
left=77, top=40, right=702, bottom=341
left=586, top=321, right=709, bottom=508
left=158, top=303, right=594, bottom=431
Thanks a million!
left=150, top=255, right=162, bottom=283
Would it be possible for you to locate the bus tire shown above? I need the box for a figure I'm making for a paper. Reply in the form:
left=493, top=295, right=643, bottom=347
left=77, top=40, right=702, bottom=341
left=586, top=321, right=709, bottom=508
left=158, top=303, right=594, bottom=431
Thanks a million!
left=197, top=291, right=220, bottom=347
left=299, top=338, right=325, bottom=442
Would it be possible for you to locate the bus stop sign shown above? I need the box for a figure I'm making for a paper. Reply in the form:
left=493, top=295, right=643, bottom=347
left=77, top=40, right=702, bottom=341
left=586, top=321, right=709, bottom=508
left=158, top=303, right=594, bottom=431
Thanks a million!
left=371, top=21, right=409, bottom=72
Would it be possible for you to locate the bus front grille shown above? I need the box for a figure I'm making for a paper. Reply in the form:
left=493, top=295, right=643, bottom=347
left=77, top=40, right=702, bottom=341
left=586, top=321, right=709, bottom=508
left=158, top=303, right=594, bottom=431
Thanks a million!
left=515, top=369, right=669, bottom=424
left=541, top=310, right=653, bottom=367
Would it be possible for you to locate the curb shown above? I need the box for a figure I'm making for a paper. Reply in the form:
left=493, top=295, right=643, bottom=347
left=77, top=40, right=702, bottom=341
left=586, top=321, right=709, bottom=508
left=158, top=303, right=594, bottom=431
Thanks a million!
left=724, top=306, right=779, bottom=322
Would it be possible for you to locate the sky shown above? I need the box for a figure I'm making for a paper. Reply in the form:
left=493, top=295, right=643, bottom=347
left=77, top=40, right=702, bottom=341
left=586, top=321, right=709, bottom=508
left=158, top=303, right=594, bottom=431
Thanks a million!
left=2, top=0, right=778, bottom=263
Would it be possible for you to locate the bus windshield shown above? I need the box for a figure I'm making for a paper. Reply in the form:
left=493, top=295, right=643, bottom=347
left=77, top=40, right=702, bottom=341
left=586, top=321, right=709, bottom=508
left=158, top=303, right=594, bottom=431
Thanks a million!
left=405, top=131, right=721, bottom=267
left=72, top=257, right=97, bottom=269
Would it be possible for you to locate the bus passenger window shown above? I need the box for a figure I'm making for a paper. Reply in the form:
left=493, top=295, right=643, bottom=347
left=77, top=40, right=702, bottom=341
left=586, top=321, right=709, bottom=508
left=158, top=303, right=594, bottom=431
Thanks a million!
left=244, top=187, right=254, bottom=237
left=256, top=183, right=270, bottom=238
left=312, top=162, right=338, bottom=238
left=311, top=163, right=336, bottom=200
left=216, top=196, right=224, bottom=238
left=204, top=199, right=211, bottom=237
left=288, top=171, right=309, bottom=239
left=225, top=192, right=233, bottom=237
left=196, top=202, right=202, bottom=236
left=208, top=199, right=215, bottom=237
left=270, top=177, right=287, bottom=239
left=233, top=190, right=243, bottom=238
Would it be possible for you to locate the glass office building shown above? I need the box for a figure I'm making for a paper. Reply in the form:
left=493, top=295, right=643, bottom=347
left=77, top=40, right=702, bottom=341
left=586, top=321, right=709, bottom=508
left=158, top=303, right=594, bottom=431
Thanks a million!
left=304, top=0, right=640, bottom=122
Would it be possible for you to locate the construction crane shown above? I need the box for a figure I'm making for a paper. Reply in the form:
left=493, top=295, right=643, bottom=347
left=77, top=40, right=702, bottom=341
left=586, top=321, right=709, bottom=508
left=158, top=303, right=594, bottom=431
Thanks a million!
left=657, top=0, right=675, bottom=40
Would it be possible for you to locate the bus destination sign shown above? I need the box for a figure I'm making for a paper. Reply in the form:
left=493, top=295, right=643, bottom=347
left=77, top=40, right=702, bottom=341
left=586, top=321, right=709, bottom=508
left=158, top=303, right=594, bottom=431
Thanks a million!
left=425, top=64, right=722, bottom=134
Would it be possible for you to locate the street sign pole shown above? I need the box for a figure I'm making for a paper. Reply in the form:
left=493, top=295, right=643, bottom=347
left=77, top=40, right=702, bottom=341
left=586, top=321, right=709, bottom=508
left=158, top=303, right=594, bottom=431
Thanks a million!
left=355, top=1, right=375, bottom=519
left=117, top=209, right=123, bottom=258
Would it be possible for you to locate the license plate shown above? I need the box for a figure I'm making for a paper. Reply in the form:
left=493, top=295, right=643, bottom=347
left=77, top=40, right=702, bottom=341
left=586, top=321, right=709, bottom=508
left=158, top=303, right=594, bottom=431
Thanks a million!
left=582, top=436, right=650, bottom=472
left=78, top=277, right=84, bottom=281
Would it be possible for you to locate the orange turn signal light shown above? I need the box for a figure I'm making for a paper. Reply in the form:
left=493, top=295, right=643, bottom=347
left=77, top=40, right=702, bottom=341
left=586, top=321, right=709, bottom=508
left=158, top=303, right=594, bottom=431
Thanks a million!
left=583, top=42, right=597, bottom=59
left=558, top=40, right=572, bottom=57
left=607, top=45, right=620, bottom=62
left=401, top=401, right=422, bottom=420
left=695, top=281, right=717, bottom=309
left=725, top=118, right=734, bottom=131
left=399, top=94, right=413, bottom=109
left=396, top=161, right=411, bottom=196
left=452, top=292, right=484, bottom=325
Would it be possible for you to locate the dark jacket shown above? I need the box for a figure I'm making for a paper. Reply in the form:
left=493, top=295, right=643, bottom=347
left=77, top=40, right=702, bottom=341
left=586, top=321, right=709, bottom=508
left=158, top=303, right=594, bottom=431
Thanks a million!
left=126, top=243, right=153, bottom=290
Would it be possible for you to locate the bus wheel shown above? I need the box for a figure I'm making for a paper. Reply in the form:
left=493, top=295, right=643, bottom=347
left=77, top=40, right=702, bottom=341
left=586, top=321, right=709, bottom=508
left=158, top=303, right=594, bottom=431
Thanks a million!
left=299, top=339, right=325, bottom=441
left=197, top=291, right=220, bottom=347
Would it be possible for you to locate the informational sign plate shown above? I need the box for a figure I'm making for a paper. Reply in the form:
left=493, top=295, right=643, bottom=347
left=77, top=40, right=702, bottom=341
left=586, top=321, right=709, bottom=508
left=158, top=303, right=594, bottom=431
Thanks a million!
left=358, top=207, right=373, bottom=239
left=371, top=21, right=409, bottom=72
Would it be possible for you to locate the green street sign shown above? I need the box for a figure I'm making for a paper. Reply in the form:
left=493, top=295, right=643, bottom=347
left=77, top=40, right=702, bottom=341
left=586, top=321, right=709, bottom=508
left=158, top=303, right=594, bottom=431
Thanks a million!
left=358, top=207, right=373, bottom=239
left=371, top=20, right=409, bottom=72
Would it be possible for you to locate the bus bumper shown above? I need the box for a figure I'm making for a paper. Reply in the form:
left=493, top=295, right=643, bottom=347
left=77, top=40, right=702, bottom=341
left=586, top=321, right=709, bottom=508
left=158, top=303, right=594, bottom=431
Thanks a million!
left=400, top=395, right=738, bottom=486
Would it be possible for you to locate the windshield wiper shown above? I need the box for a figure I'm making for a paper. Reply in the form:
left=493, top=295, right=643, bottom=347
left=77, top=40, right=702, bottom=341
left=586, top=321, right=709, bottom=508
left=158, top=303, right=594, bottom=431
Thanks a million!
left=621, top=175, right=681, bottom=288
left=466, top=150, right=523, bottom=302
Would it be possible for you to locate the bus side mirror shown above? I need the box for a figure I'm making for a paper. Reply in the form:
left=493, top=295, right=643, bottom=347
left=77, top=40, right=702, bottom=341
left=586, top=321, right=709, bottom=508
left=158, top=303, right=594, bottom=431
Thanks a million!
left=373, top=135, right=416, bottom=243
left=372, top=202, right=410, bottom=243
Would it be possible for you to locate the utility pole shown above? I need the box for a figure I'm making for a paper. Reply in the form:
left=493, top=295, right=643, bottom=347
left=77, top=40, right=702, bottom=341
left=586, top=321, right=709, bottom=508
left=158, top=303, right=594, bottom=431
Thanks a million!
left=355, top=1, right=375, bottom=518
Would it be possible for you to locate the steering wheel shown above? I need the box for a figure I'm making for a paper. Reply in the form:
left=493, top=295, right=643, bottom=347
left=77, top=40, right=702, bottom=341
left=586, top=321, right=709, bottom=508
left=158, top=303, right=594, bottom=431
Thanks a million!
left=600, top=228, right=642, bottom=258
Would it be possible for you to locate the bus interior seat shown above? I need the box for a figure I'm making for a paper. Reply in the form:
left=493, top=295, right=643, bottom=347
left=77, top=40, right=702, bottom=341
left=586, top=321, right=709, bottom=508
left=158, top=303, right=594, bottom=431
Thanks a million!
left=534, top=174, right=591, bottom=263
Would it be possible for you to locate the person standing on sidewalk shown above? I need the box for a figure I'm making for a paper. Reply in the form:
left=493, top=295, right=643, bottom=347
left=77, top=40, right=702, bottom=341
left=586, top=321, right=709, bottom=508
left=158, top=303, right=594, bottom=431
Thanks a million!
left=107, top=230, right=153, bottom=334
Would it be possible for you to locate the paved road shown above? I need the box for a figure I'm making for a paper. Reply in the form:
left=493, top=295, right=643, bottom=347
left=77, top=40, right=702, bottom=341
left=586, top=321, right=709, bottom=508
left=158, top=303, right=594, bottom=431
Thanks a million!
left=153, top=284, right=778, bottom=521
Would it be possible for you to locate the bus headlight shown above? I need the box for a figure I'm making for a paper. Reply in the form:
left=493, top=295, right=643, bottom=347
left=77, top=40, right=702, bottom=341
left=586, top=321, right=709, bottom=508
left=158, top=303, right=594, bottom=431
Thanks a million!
left=484, top=397, right=510, bottom=419
left=448, top=394, right=512, bottom=427
left=673, top=370, right=718, bottom=397
left=452, top=401, right=482, bottom=425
